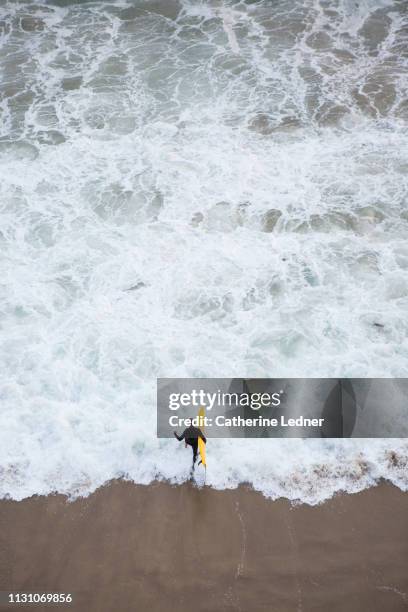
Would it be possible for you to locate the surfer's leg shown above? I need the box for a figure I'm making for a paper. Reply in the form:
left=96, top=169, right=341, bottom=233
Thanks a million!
left=192, top=440, right=198, bottom=467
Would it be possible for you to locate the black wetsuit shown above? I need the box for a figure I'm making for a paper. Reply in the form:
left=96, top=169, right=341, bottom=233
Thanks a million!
left=174, top=425, right=206, bottom=465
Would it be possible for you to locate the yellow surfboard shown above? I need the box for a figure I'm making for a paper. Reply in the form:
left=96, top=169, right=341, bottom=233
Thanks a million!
left=197, top=407, right=207, bottom=468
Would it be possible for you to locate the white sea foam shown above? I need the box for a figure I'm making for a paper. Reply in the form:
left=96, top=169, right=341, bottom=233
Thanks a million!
left=0, top=0, right=407, bottom=503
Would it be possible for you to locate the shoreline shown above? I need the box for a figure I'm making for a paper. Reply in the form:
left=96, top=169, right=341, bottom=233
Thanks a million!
left=1, top=481, right=407, bottom=611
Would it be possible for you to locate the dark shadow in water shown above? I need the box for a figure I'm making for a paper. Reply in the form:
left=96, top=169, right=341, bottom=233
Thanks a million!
left=321, top=380, right=357, bottom=437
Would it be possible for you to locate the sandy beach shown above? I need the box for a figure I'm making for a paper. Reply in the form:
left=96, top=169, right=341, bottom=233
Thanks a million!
left=1, top=481, right=407, bottom=612
left=1, top=2, right=408, bottom=610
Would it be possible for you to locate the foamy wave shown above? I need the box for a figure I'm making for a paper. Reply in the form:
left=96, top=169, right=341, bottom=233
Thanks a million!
left=0, top=0, right=407, bottom=502
left=1, top=435, right=408, bottom=504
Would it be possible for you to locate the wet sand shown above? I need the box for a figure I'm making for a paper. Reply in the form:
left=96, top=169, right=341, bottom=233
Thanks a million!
left=0, top=481, right=407, bottom=612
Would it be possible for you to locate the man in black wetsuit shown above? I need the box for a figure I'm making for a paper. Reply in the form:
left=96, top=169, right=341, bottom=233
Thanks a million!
left=174, top=422, right=206, bottom=468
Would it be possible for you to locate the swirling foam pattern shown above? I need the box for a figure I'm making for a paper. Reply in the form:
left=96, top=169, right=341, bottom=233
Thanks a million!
left=0, top=0, right=407, bottom=502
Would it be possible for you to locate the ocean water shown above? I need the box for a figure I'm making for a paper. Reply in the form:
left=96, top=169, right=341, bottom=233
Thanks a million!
left=0, top=0, right=408, bottom=504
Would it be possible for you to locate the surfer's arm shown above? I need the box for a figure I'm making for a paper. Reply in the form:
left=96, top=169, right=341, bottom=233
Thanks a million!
left=198, top=431, right=207, bottom=444
left=173, top=431, right=184, bottom=441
